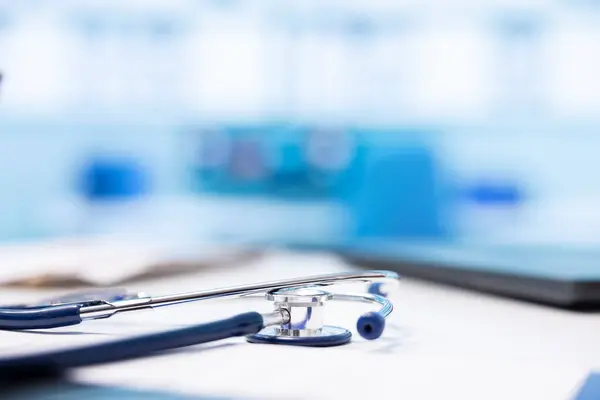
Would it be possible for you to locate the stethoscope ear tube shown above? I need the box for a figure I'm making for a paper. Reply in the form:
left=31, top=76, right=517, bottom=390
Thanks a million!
left=0, top=311, right=268, bottom=377
left=0, top=304, right=83, bottom=330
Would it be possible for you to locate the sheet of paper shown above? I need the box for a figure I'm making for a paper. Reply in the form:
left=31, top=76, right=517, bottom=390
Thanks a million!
left=0, top=236, right=262, bottom=288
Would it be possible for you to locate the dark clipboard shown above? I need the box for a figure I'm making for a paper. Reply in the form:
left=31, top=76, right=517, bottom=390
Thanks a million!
left=338, top=241, right=600, bottom=310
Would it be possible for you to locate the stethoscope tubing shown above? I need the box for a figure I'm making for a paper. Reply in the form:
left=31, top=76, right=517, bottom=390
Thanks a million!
left=0, top=270, right=399, bottom=378
left=0, top=311, right=269, bottom=379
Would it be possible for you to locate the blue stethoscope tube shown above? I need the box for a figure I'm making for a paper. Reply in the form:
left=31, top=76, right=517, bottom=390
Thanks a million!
left=0, top=312, right=268, bottom=377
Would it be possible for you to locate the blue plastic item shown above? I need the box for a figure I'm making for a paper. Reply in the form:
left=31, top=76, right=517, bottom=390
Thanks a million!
left=356, top=312, right=385, bottom=340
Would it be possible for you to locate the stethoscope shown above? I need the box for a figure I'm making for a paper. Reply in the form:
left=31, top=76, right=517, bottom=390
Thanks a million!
left=0, top=270, right=399, bottom=374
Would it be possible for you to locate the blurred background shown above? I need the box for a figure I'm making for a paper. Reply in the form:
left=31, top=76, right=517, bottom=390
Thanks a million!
left=1, top=0, right=600, bottom=250
left=3, top=5, right=600, bottom=397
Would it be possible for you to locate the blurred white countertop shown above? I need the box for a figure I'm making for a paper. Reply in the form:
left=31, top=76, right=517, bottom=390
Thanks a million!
left=0, top=249, right=598, bottom=399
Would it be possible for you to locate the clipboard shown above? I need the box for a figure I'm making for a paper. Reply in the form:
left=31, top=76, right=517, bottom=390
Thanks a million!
left=340, top=241, right=600, bottom=309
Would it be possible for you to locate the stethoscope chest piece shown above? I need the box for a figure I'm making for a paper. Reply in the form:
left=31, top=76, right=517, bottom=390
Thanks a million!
left=246, top=287, right=352, bottom=347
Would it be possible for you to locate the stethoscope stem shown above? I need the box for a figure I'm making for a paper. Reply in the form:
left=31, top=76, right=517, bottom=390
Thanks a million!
left=261, top=309, right=291, bottom=328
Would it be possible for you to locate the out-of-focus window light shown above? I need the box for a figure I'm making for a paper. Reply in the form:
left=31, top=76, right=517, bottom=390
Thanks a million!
left=293, top=24, right=350, bottom=123
left=183, top=1, right=271, bottom=122
left=1, top=11, right=73, bottom=115
left=545, top=23, right=600, bottom=120
left=411, top=25, right=493, bottom=122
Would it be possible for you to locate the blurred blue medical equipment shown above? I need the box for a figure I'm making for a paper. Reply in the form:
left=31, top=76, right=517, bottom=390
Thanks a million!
left=188, top=125, right=359, bottom=199
left=0, top=270, right=398, bottom=375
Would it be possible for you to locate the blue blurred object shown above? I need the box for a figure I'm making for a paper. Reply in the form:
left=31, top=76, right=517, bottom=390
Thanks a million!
left=186, top=125, right=453, bottom=247
left=347, top=133, right=449, bottom=240
left=463, top=179, right=524, bottom=205
left=76, top=156, right=154, bottom=238
left=574, top=373, right=600, bottom=400
left=189, top=124, right=358, bottom=200
left=190, top=124, right=277, bottom=196
left=80, top=157, right=149, bottom=201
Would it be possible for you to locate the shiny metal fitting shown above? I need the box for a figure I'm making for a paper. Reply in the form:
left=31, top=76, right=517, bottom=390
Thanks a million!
left=267, top=288, right=331, bottom=337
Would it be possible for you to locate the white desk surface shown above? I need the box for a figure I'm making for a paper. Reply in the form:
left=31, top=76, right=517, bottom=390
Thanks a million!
left=1, top=250, right=598, bottom=400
